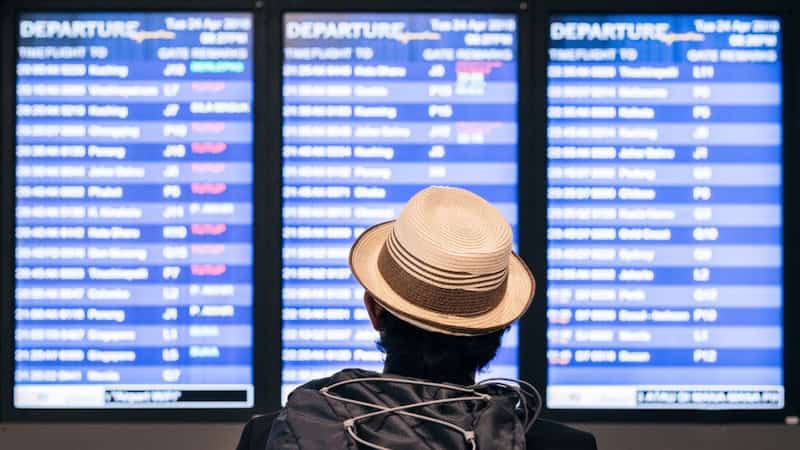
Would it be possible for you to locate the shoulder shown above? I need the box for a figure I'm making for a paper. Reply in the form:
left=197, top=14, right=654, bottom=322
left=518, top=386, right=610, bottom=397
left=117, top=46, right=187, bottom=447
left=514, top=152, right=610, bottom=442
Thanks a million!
left=236, top=412, right=280, bottom=450
left=526, top=418, right=597, bottom=450
left=235, top=370, right=377, bottom=450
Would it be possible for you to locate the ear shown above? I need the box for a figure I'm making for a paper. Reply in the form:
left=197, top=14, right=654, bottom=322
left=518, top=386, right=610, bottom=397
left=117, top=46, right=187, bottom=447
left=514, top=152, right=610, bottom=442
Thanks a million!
left=363, top=292, right=385, bottom=332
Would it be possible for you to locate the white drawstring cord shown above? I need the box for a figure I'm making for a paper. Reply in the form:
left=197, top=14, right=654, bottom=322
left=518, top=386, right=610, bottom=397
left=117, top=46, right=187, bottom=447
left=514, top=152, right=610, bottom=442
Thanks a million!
left=344, top=422, right=390, bottom=450
left=321, top=377, right=487, bottom=449
left=320, top=376, right=542, bottom=450
left=344, top=423, right=477, bottom=450
left=474, top=378, right=543, bottom=432
left=324, top=376, right=483, bottom=394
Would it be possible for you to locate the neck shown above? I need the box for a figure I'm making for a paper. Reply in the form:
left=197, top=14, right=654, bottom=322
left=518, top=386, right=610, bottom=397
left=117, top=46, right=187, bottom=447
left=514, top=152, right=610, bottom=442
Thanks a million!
left=382, top=355, right=476, bottom=386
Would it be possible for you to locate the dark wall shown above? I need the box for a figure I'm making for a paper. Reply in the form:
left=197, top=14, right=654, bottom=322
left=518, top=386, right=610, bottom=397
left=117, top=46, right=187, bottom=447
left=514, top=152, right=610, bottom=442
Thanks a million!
left=1, top=423, right=799, bottom=450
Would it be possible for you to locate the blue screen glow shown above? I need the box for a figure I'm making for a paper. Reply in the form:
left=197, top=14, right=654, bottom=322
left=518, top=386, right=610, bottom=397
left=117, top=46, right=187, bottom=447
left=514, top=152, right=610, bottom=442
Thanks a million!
left=546, top=14, right=784, bottom=410
left=14, top=12, right=255, bottom=409
left=281, top=13, right=520, bottom=400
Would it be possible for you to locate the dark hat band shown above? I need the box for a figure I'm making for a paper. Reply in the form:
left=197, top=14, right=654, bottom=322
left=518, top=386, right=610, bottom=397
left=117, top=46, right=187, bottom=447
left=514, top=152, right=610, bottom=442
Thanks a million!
left=376, top=232, right=508, bottom=317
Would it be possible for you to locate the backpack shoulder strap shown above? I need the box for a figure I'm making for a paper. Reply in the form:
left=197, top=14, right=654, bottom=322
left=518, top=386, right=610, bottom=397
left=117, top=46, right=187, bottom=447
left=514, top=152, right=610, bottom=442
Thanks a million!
left=266, top=388, right=358, bottom=450
left=264, top=409, right=298, bottom=450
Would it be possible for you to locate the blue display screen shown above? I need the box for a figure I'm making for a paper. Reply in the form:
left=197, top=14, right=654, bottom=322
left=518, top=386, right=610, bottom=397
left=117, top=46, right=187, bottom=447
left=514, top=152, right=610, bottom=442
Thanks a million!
left=281, top=13, right=520, bottom=400
left=14, top=12, right=255, bottom=408
left=546, top=15, right=784, bottom=409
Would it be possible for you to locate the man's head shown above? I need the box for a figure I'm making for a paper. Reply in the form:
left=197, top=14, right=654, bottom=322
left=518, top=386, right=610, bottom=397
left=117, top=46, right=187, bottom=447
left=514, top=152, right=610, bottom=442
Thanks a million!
left=349, top=186, right=534, bottom=378
left=363, top=292, right=507, bottom=382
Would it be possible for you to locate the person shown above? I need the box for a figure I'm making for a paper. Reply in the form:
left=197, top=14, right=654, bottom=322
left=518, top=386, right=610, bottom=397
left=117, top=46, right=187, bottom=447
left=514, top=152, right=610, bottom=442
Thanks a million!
left=237, top=186, right=596, bottom=450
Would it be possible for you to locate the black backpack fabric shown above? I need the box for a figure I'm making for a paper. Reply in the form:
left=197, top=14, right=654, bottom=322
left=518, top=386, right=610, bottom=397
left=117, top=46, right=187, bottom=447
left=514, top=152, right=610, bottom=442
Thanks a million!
left=265, top=369, right=533, bottom=450
left=236, top=405, right=598, bottom=450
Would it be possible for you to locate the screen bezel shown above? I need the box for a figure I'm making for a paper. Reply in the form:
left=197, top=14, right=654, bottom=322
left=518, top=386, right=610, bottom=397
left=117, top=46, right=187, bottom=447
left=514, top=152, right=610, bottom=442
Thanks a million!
left=3, top=0, right=795, bottom=425
left=274, top=0, right=533, bottom=403
left=529, top=0, right=799, bottom=423
left=0, top=0, right=277, bottom=422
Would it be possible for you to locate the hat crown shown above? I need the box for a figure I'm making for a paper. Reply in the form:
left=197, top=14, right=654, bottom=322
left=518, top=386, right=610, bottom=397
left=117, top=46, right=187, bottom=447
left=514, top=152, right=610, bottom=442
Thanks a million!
left=392, top=186, right=513, bottom=276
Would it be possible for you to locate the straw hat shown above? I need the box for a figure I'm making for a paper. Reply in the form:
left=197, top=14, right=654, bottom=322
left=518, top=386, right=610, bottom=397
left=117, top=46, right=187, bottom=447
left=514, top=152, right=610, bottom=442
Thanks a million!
left=349, top=186, right=535, bottom=336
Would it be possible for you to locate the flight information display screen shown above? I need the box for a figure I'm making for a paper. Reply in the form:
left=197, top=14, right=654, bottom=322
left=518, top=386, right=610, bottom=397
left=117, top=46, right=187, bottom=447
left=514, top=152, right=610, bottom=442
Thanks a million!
left=546, top=15, right=783, bottom=409
left=14, top=12, right=254, bottom=408
left=282, top=13, right=519, bottom=399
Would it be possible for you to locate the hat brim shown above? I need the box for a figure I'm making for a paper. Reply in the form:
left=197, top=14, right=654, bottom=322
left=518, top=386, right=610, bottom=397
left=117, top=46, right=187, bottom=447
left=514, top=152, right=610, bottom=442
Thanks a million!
left=349, top=221, right=535, bottom=336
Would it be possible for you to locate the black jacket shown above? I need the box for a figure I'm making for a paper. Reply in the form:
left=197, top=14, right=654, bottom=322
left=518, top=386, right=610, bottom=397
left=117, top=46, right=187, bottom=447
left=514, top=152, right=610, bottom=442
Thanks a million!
left=236, top=370, right=596, bottom=450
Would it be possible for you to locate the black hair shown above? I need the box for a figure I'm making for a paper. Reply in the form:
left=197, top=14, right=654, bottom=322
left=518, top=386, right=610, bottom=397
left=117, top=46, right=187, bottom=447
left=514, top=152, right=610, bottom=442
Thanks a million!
left=376, top=306, right=508, bottom=383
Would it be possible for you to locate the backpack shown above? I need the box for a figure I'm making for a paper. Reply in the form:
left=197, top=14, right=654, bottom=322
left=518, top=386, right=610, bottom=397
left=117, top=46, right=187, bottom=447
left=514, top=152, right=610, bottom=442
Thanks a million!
left=265, top=371, right=540, bottom=450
